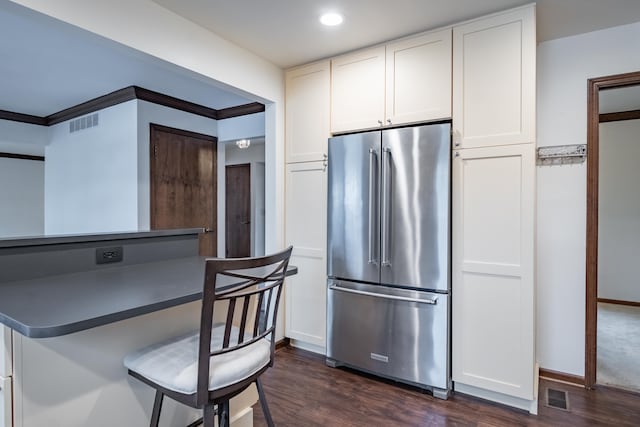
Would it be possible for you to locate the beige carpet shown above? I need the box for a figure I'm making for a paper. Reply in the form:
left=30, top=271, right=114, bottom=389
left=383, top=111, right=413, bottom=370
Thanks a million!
left=597, top=302, right=640, bottom=392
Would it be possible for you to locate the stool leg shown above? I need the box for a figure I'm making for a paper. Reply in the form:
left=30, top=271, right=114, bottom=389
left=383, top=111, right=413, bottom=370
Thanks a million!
left=256, top=379, right=274, bottom=427
left=150, top=390, right=164, bottom=427
left=203, top=403, right=215, bottom=427
left=217, top=401, right=230, bottom=427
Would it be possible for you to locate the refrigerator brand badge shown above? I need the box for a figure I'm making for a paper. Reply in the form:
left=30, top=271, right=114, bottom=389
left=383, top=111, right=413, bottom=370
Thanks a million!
left=370, top=353, right=389, bottom=363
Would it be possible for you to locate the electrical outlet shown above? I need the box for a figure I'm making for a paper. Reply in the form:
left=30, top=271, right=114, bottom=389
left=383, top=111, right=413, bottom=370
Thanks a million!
left=96, top=246, right=123, bottom=264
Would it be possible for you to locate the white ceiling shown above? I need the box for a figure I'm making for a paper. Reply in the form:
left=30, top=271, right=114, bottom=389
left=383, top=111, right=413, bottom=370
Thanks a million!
left=153, top=0, right=640, bottom=69
left=3, top=0, right=640, bottom=118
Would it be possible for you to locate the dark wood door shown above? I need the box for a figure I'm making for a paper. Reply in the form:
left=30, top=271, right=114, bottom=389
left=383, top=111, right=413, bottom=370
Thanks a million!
left=150, top=123, right=217, bottom=256
left=225, top=164, right=251, bottom=257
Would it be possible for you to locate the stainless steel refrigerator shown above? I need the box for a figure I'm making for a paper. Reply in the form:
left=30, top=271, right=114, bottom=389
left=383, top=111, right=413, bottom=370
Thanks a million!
left=326, top=123, right=451, bottom=399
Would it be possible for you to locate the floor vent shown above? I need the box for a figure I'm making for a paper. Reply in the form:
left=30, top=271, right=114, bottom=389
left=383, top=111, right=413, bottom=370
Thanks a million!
left=545, top=388, right=569, bottom=411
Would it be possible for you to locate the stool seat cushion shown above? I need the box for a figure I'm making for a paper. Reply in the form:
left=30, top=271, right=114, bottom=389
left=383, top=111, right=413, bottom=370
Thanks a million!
left=124, top=324, right=271, bottom=394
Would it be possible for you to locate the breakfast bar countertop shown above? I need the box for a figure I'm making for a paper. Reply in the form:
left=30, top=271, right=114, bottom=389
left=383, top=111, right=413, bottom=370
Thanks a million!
left=0, top=256, right=297, bottom=339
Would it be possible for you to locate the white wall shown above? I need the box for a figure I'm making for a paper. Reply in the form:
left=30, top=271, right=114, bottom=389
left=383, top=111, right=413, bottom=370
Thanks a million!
left=598, top=119, right=640, bottom=303
left=136, top=100, right=218, bottom=230
left=45, top=101, right=138, bottom=234
left=11, top=0, right=286, bottom=254
left=0, top=120, right=46, bottom=237
left=0, top=119, right=48, bottom=155
left=0, top=157, right=44, bottom=237
left=217, top=112, right=265, bottom=142
left=537, top=21, right=640, bottom=376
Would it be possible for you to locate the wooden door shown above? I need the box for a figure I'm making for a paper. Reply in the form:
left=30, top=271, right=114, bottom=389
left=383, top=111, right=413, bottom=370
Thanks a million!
left=225, top=164, right=251, bottom=257
left=150, top=123, right=217, bottom=256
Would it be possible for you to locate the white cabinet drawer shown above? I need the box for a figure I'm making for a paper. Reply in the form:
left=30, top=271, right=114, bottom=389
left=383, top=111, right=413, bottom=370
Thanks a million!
left=0, top=328, right=10, bottom=377
left=0, top=376, right=11, bottom=427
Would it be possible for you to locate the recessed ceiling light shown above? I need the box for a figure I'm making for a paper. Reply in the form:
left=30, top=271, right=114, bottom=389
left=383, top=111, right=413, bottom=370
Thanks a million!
left=320, top=12, right=343, bottom=26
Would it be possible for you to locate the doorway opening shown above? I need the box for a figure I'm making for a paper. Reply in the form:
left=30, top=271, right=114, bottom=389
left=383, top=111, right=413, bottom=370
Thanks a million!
left=585, top=71, right=640, bottom=390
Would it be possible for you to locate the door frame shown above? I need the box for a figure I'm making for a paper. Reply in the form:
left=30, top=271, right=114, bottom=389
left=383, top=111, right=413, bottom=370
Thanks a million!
left=585, top=70, right=640, bottom=388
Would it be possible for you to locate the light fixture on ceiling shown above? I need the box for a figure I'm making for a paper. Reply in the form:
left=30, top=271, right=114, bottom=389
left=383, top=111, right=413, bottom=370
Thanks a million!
left=320, top=12, right=343, bottom=26
left=235, top=139, right=251, bottom=149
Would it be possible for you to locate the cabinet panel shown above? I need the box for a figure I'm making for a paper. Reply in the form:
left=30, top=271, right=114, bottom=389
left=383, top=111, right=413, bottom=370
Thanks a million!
left=285, top=61, right=330, bottom=163
left=452, top=6, right=535, bottom=148
left=452, top=143, right=535, bottom=400
left=386, top=28, right=452, bottom=125
left=0, top=327, right=10, bottom=378
left=285, top=161, right=327, bottom=348
left=331, top=46, right=386, bottom=133
left=0, top=376, right=11, bottom=427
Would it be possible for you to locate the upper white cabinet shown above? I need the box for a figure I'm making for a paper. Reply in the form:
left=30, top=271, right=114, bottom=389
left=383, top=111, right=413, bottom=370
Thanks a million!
left=285, top=60, right=331, bottom=163
left=386, top=28, right=452, bottom=126
left=331, top=46, right=386, bottom=133
left=452, top=6, right=535, bottom=149
left=331, top=28, right=452, bottom=134
left=452, top=143, right=536, bottom=411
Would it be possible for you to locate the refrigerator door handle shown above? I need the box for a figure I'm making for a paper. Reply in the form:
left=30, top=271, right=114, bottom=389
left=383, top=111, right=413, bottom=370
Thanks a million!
left=368, top=148, right=378, bottom=265
left=329, top=284, right=438, bottom=305
left=381, top=147, right=391, bottom=267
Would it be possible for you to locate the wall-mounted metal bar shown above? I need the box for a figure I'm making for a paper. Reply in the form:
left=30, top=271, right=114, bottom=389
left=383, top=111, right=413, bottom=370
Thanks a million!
left=537, top=144, right=587, bottom=165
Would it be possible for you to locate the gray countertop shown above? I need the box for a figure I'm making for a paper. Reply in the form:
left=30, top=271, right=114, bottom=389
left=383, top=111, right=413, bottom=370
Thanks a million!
left=0, top=228, right=203, bottom=249
left=0, top=256, right=297, bottom=338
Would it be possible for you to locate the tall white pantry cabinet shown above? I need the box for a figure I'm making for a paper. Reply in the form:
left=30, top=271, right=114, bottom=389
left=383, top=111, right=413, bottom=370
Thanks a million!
left=0, top=327, right=11, bottom=427
left=284, top=61, right=330, bottom=352
left=451, top=5, right=537, bottom=413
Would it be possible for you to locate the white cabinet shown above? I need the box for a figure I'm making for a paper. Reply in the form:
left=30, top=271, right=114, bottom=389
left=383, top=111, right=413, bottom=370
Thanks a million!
left=331, top=46, right=386, bottom=133
left=452, top=5, right=535, bottom=149
left=331, top=28, right=452, bottom=133
left=452, top=143, right=536, bottom=410
left=284, top=161, right=327, bottom=351
left=0, top=327, right=10, bottom=378
left=0, top=376, right=11, bottom=427
left=386, top=28, right=452, bottom=125
left=285, top=61, right=330, bottom=163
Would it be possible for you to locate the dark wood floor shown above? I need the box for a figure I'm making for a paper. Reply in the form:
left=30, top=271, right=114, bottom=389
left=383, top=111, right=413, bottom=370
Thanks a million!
left=253, top=346, right=640, bottom=426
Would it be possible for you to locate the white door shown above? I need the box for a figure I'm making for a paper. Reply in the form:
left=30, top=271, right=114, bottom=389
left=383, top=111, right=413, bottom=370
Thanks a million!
left=285, top=161, right=327, bottom=349
left=0, top=376, right=11, bottom=427
left=452, top=6, right=535, bottom=148
left=285, top=60, right=330, bottom=163
left=331, top=46, right=386, bottom=133
left=386, top=28, right=452, bottom=125
left=452, top=143, right=535, bottom=400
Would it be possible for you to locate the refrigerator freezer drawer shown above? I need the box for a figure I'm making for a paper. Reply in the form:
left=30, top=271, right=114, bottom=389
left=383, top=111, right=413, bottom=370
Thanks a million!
left=0, top=376, right=11, bottom=427
left=327, top=280, right=450, bottom=391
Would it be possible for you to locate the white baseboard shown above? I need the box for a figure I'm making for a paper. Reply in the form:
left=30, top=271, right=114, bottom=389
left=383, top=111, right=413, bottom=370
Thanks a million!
left=230, top=406, right=253, bottom=427
left=289, top=338, right=325, bottom=355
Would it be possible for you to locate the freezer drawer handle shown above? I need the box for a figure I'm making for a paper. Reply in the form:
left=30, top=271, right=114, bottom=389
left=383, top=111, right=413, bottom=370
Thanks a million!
left=329, top=284, right=438, bottom=305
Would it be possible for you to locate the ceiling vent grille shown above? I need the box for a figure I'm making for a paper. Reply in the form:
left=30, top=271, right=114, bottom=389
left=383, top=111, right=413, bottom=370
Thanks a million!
left=69, top=113, right=99, bottom=133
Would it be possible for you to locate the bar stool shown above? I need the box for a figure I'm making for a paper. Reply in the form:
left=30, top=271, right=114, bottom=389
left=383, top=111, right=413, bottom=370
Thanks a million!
left=124, top=246, right=292, bottom=427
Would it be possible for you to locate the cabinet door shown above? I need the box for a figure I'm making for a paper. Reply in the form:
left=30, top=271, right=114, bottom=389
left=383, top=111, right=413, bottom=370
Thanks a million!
left=285, top=161, right=327, bottom=349
left=331, top=46, right=385, bottom=133
left=0, top=327, right=10, bottom=378
left=386, top=28, right=452, bottom=125
left=452, top=6, right=535, bottom=148
left=285, top=61, right=330, bottom=163
left=0, top=376, right=11, bottom=427
left=452, top=143, right=535, bottom=400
